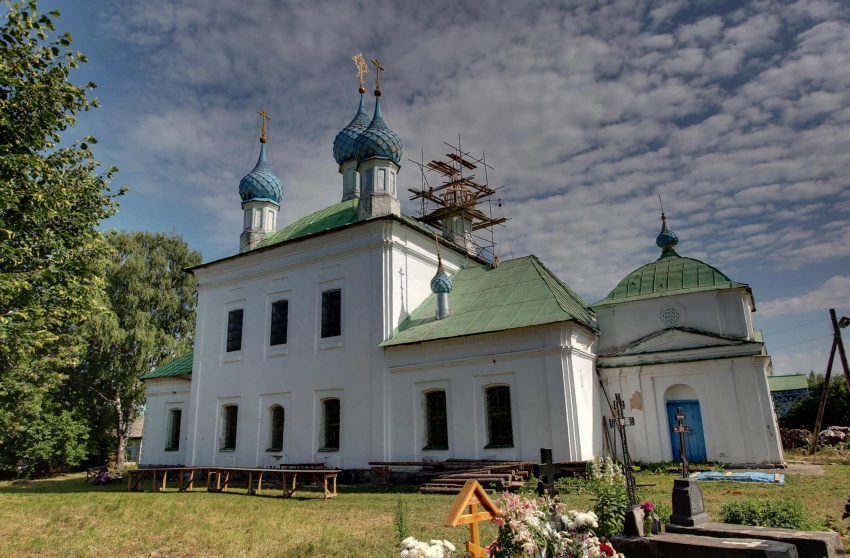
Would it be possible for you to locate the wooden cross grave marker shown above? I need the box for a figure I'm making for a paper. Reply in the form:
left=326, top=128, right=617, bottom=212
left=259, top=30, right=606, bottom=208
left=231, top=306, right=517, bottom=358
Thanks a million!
left=672, top=407, right=692, bottom=478
left=445, top=480, right=502, bottom=558
left=534, top=447, right=560, bottom=497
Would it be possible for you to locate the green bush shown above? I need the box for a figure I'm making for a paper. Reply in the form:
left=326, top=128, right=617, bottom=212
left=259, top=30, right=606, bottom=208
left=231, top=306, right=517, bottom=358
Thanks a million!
left=720, top=497, right=806, bottom=529
left=592, top=481, right=630, bottom=538
left=780, top=373, right=850, bottom=430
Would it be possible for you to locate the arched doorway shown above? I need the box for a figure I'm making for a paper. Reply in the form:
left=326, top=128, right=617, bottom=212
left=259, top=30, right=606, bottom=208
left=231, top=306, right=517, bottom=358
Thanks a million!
left=665, top=384, right=707, bottom=463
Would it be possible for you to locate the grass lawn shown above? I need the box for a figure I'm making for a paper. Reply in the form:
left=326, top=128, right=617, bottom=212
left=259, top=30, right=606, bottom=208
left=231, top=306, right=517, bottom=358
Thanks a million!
left=1, top=457, right=848, bottom=558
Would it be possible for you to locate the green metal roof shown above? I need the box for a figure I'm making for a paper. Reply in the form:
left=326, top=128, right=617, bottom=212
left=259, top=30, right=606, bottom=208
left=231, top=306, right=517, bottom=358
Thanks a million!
left=767, top=374, right=809, bottom=392
left=140, top=351, right=194, bottom=380
left=382, top=256, right=595, bottom=347
left=257, top=199, right=359, bottom=248
left=594, top=249, right=747, bottom=306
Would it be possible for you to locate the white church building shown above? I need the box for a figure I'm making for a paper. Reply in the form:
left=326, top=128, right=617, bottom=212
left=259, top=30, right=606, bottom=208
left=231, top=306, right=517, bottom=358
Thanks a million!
left=139, top=69, right=784, bottom=472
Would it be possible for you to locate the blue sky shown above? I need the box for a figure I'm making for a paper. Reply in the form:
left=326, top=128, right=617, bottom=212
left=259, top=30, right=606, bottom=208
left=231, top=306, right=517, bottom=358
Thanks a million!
left=30, top=0, right=850, bottom=376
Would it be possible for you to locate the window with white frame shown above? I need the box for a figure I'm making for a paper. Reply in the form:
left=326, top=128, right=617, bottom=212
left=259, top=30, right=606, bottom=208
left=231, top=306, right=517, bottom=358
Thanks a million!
left=321, top=289, right=341, bottom=338
left=165, top=409, right=181, bottom=451
left=269, top=300, right=288, bottom=346
left=226, top=309, right=244, bottom=352
left=485, top=385, right=513, bottom=448
left=268, top=405, right=284, bottom=452
left=423, top=390, right=448, bottom=450
left=221, top=405, right=238, bottom=450
left=320, top=398, right=340, bottom=451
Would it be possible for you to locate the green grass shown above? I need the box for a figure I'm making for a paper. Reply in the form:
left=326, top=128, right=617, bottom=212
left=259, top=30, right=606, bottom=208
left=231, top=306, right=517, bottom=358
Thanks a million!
left=1, top=460, right=848, bottom=557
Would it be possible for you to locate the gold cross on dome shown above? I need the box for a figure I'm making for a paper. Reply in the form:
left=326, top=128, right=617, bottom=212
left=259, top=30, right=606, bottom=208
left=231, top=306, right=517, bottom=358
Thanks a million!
left=371, top=58, right=384, bottom=94
left=258, top=109, right=271, bottom=143
left=352, top=53, right=369, bottom=93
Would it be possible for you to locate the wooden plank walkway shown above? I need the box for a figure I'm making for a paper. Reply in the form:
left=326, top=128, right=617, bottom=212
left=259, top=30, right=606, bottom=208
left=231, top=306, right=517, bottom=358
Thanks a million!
left=127, top=466, right=340, bottom=500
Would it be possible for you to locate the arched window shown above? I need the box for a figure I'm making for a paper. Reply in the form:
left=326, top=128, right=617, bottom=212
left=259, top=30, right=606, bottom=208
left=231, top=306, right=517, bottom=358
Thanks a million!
left=485, top=386, right=513, bottom=448
left=221, top=405, right=238, bottom=450
left=423, top=390, right=448, bottom=450
left=268, top=405, right=284, bottom=452
left=321, top=398, right=340, bottom=451
left=165, top=409, right=181, bottom=451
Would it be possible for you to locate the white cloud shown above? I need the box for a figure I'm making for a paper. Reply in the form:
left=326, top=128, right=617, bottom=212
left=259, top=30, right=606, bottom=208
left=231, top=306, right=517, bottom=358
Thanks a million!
left=760, top=276, right=850, bottom=317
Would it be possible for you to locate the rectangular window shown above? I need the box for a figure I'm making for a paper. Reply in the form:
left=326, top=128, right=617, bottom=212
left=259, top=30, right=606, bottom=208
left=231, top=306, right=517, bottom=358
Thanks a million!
left=269, top=300, right=289, bottom=346
left=485, top=386, right=513, bottom=448
left=221, top=405, right=238, bottom=450
left=424, top=391, right=449, bottom=450
left=268, top=406, right=284, bottom=452
left=321, top=399, right=340, bottom=450
left=321, top=289, right=341, bottom=338
left=363, top=168, right=374, bottom=195
left=226, top=309, right=243, bottom=352
left=165, top=409, right=182, bottom=451
left=376, top=168, right=386, bottom=192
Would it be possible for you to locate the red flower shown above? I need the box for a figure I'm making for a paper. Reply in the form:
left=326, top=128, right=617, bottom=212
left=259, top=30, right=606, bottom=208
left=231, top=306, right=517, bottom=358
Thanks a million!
left=599, top=542, right=616, bottom=557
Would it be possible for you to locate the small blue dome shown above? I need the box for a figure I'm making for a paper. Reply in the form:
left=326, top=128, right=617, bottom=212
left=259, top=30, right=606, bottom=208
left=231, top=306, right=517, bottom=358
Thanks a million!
left=656, top=213, right=678, bottom=251
left=239, top=143, right=283, bottom=204
left=333, top=95, right=371, bottom=165
left=430, top=261, right=453, bottom=294
left=353, top=97, right=403, bottom=166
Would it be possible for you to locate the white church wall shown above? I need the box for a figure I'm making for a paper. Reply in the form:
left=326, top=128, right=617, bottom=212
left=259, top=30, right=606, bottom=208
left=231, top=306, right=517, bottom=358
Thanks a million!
left=173, top=219, right=471, bottom=470
left=598, top=355, right=783, bottom=465
left=595, top=288, right=754, bottom=353
left=386, top=323, right=598, bottom=464
left=140, top=377, right=190, bottom=466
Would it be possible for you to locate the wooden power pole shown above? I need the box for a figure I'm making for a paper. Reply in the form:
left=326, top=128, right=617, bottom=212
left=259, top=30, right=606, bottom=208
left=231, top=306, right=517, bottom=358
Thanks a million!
left=809, top=309, right=850, bottom=455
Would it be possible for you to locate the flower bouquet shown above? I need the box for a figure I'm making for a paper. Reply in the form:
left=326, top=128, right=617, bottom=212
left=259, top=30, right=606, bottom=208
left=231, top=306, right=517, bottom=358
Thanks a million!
left=400, top=537, right=458, bottom=558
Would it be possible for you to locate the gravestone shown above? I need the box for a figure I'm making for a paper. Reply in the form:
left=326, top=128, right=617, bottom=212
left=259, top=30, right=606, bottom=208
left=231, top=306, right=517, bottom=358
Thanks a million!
left=612, top=533, right=798, bottom=558
left=665, top=523, right=845, bottom=558
left=534, top=448, right=560, bottom=497
left=670, top=477, right=710, bottom=527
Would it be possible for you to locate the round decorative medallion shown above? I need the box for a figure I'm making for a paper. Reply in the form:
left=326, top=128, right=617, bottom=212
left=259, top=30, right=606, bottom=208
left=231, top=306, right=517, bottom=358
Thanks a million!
left=660, top=305, right=682, bottom=327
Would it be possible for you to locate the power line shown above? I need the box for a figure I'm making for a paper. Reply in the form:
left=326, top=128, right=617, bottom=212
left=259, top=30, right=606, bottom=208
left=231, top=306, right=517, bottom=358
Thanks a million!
left=770, top=334, right=832, bottom=351
left=762, top=318, right=830, bottom=336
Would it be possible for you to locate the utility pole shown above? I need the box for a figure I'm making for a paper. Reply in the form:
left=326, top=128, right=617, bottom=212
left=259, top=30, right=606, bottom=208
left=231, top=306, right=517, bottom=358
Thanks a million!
left=809, top=309, right=850, bottom=455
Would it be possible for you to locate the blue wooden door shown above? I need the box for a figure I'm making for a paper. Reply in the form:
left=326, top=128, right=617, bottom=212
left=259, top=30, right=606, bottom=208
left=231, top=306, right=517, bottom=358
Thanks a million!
left=667, top=400, right=706, bottom=463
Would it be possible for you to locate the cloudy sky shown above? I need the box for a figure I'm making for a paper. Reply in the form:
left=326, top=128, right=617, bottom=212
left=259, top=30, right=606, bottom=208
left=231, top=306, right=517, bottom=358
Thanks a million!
left=34, top=0, right=849, bottom=376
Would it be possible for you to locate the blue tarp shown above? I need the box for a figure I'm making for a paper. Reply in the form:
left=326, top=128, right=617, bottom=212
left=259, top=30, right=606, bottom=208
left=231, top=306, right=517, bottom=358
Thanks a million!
left=692, top=471, right=785, bottom=485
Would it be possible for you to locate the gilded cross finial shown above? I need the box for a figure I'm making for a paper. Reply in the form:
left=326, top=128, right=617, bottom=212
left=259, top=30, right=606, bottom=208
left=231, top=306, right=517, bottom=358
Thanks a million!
left=258, top=109, right=271, bottom=144
left=659, top=194, right=666, bottom=223
left=371, top=58, right=384, bottom=97
left=352, top=53, right=369, bottom=95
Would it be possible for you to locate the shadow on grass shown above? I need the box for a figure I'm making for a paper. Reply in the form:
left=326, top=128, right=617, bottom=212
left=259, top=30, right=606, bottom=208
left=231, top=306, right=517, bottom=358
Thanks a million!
left=0, top=472, right=422, bottom=496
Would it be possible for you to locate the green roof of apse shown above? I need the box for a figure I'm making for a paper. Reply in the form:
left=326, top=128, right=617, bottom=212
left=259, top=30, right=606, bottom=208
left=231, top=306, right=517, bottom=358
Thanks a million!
left=140, top=352, right=194, bottom=380
left=595, top=249, right=747, bottom=306
left=382, top=256, right=595, bottom=347
left=257, top=199, right=359, bottom=248
left=767, top=374, right=809, bottom=392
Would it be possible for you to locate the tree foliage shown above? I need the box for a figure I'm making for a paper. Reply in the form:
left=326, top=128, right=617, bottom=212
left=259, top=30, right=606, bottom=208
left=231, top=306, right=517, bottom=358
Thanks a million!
left=779, top=373, right=850, bottom=430
left=0, top=2, right=123, bottom=471
left=83, top=231, right=201, bottom=467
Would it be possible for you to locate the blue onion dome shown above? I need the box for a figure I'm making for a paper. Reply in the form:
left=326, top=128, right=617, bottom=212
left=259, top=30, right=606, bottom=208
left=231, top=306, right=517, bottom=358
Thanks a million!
left=239, top=142, right=283, bottom=204
left=352, top=96, right=403, bottom=166
left=656, top=211, right=679, bottom=253
left=430, top=256, right=453, bottom=294
left=333, top=94, right=371, bottom=165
